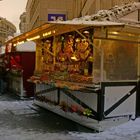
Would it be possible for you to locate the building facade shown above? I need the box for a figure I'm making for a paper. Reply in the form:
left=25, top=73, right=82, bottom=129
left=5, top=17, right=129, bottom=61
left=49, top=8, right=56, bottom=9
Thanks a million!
left=19, top=12, right=28, bottom=33
left=21, top=0, right=139, bottom=32
left=0, top=17, right=16, bottom=46
left=25, top=0, right=86, bottom=31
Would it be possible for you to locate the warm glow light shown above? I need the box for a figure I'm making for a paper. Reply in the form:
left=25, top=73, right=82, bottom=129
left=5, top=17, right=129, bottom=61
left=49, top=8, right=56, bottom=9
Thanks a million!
left=43, top=30, right=56, bottom=37
left=27, top=35, right=40, bottom=41
left=71, top=55, right=78, bottom=61
left=108, top=31, right=119, bottom=35
left=76, top=38, right=81, bottom=42
left=17, top=41, right=24, bottom=45
left=43, top=31, right=51, bottom=37
left=13, top=44, right=17, bottom=46
left=52, top=30, right=56, bottom=34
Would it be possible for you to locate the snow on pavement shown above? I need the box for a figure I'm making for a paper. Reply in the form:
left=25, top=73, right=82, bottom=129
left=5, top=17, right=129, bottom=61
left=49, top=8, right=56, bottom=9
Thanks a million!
left=70, top=118, right=140, bottom=140
left=0, top=100, right=80, bottom=140
left=0, top=99, right=140, bottom=140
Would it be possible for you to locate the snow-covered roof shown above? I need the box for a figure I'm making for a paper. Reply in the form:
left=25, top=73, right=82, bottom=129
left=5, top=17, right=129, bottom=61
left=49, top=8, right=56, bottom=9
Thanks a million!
left=16, top=41, right=36, bottom=52
left=50, top=2, right=140, bottom=27
left=80, top=2, right=140, bottom=22
left=0, top=46, right=6, bottom=54
left=50, top=20, right=124, bottom=26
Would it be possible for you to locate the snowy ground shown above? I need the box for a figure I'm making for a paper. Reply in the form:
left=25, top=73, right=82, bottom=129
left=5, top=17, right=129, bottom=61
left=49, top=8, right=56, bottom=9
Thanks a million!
left=0, top=94, right=81, bottom=140
left=0, top=93, right=140, bottom=140
left=70, top=118, right=140, bottom=140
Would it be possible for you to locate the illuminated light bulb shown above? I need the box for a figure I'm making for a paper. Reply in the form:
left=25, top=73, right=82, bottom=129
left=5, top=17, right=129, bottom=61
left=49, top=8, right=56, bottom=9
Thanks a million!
left=27, top=35, right=40, bottom=41
left=71, top=54, right=78, bottom=61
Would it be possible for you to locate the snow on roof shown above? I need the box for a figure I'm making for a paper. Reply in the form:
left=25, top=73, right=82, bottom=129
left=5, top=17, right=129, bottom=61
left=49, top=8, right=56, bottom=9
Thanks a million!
left=50, top=2, right=140, bottom=27
left=50, top=20, right=124, bottom=26
left=16, top=41, right=36, bottom=52
left=81, top=2, right=140, bottom=22
left=0, top=46, right=5, bottom=54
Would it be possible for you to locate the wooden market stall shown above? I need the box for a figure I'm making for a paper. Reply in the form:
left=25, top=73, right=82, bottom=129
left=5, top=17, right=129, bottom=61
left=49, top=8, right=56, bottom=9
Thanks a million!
left=5, top=2, right=140, bottom=131
left=31, top=23, right=139, bottom=131
left=5, top=22, right=140, bottom=131
left=5, top=41, right=35, bottom=98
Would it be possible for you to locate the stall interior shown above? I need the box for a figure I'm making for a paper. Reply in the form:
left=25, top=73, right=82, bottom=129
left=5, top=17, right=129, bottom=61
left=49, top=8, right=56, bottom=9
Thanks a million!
left=30, top=25, right=139, bottom=90
left=31, top=28, right=96, bottom=90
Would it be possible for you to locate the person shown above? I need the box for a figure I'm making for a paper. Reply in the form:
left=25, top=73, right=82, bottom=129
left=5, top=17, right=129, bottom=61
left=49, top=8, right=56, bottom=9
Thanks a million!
left=0, top=66, right=6, bottom=94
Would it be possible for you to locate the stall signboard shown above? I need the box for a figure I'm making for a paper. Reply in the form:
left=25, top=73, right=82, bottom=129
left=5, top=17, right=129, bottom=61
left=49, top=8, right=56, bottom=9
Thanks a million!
left=48, top=14, right=66, bottom=21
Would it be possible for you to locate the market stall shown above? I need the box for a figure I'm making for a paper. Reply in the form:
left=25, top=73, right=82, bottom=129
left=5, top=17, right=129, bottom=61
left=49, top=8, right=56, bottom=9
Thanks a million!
left=29, top=23, right=139, bottom=131
left=5, top=2, right=140, bottom=131
left=5, top=41, right=35, bottom=98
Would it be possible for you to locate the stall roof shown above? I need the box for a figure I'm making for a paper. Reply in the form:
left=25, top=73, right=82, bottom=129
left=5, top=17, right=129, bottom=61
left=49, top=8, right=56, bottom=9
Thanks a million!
left=6, top=22, right=124, bottom=45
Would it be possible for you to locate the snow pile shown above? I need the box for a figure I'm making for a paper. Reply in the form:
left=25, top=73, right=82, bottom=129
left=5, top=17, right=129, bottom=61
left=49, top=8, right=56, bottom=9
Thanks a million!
left=52, top=2, right=140, bottom=27
left=53, top=20, right=124, bottom=26
left=0, top=45, right=6, bottom=54
left=74, top=2, right=140, bottom=22
left=70, top=118, right=140, bottom=140
left=0, top=100, right=79, bottom=140
left=0, top=129, right=77, bottom=140
left=0, top=100, right=33, bottom=112
left=16, top=41, right=36, bottom=52
left=1, top=99, right=140, bottom=139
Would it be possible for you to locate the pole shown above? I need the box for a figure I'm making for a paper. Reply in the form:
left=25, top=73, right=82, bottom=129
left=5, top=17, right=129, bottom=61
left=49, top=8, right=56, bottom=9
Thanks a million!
left=138, top=0, right=140, bottom=21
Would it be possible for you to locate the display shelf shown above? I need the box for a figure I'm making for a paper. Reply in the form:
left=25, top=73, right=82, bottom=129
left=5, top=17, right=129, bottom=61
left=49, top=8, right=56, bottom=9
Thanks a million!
left=28, top=74, right=100, bottom=92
